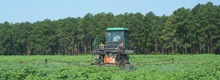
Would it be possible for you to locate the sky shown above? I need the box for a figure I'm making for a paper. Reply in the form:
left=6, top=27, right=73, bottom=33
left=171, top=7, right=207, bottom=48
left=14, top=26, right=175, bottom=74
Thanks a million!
left=0, top=0, right=219, bottom=23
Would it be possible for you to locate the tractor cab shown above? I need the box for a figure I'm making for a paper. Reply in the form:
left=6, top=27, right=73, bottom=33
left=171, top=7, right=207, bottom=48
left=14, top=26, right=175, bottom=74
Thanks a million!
left=105, top=28, right=129, bottom=49
left=92, top=28, right=133, bottom=70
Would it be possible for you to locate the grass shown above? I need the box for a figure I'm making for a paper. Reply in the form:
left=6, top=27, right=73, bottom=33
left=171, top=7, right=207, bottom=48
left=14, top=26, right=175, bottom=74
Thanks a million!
left=0, top=54, right=219, bottom=80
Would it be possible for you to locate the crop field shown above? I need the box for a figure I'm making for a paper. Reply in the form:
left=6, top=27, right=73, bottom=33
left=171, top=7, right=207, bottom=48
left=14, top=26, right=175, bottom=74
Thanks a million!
left=0, top=54, right=220, bottom=80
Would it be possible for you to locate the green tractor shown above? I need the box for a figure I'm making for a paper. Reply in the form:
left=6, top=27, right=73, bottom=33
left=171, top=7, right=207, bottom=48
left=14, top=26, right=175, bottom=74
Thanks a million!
left=92, top=28, right=134, bottom=70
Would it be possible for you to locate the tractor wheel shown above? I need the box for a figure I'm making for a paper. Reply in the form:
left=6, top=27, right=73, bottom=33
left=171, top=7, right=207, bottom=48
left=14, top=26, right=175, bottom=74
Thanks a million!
left=121, top=61, right=133, bottom=70
left=123, top=63, right=133, bottom=70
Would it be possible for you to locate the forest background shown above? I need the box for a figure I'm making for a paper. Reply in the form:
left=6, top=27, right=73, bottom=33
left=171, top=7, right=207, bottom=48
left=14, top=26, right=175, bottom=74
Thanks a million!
left=0, top=2, right=219, bottom=55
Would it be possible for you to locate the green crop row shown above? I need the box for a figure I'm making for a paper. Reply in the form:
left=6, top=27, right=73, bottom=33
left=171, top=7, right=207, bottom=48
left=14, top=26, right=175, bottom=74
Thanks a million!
left=0, top=54, right=220, bottom=80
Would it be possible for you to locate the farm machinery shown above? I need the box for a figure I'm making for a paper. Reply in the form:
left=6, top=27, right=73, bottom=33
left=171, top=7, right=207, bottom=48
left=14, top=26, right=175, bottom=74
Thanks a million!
left=92, top=28, right=134, bottom=70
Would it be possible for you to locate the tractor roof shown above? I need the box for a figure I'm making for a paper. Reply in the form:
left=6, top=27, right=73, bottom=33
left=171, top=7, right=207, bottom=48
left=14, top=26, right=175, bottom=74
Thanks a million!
left=106, top=28, right=129, bottom=31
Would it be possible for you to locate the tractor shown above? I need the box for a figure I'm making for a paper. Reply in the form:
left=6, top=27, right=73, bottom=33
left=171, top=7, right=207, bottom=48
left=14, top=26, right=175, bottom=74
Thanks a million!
left=92, top=28, right=134, bottom=70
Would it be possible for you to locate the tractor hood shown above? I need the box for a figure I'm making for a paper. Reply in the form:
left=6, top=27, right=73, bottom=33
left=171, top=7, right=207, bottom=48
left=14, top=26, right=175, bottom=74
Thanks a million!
left=106, top=41, right=121, bottom=49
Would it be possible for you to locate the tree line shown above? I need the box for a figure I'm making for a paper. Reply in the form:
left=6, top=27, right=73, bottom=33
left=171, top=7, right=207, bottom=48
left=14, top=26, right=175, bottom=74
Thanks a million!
left=0, top=2, right=219, bottom=55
